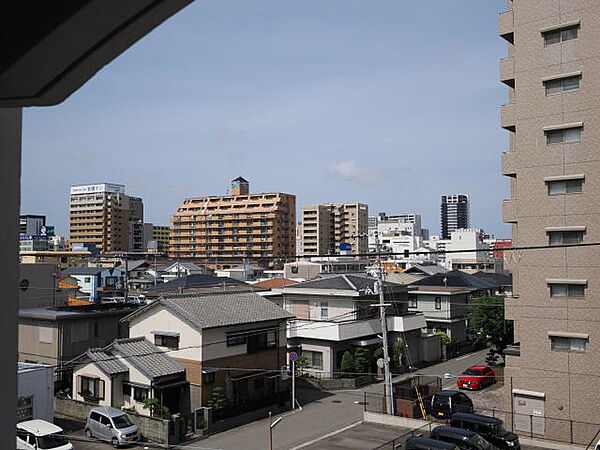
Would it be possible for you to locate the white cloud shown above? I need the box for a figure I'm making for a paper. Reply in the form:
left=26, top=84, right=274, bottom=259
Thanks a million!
left=326, top=160, right=389, bottom=186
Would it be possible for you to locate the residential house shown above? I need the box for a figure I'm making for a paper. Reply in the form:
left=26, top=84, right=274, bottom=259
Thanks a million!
left=19, top=305, right=135, bottom=379
left=122, top=291, right=293, bottom=414
left=216, top=264, right=264, bottom=282
left=161, top=262, right=210, bottom=282
left=408, top=270, right=499, bottom=345
left=472, top=271, right=513, bottom=297
left=276, top=274, right=436, bottom=377
left=69, top=337, right=189, bottom=416
left=62, top=266, right=125, bottom=302
left=283, top=258, right=370, bottom=281
left=145, top=274, right=250, bottom=298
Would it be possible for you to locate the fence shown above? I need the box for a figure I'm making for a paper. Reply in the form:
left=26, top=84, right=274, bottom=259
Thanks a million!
left=372, top=422, right=434, bottom=450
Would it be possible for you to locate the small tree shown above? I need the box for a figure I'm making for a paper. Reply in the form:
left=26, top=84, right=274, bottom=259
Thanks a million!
left=295, top=355, right=309, bottom=376
left=353, top=347, right=371, bottom=374
left=207, top=387, right=229, bottom=410
left=436, top=331, right=451, bottom=346
left=340, top=350, right=354, bottom=375
left=392, top=339, right=406, bottom=370
left=467, top=295, right=514, bottom=366
left=142, top=398, right=170, bottom=419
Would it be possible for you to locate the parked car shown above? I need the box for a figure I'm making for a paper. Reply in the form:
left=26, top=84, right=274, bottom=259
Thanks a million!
left=405, top=436, right=461, bottom=450
left=427, top=391, right=474, bottom=419
left=126, top=295, right=146, bottom=305
left=430, top=426, right=498, bottom=450
left=85, top=406, right=139, bottom=448
left=457, top=366, right=496, bottom=391
left=101, top=296, right=126, bottom=304
left=17, top=419, right=72, bottom=450
left=450, top=413, right=520, bottom=450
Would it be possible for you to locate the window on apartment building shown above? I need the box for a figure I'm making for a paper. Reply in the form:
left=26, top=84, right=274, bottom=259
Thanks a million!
left=544, top=25, right=579, bottom=45
left=547, top=178, right=583, bottom=195
left=435, top=297, right=442, bottom=310
left=544, top=75, right=580, bottom=95
left=545, top=127, right=581, bottom=144
left=303, top=350, right=323, bottom=369
left=549, top=283, right=585, bottom=297
left=548, top=230, right=584, bottom=245
left=133, top=387, right=149, bottom=402
left=550, top=336, right=587, bottom=352
left=78, top=375, right=104, bottom=400
left=320, top=302, right=329, bottom=319
left=154, top=333, right=179, bottom=350
left=408, top=295, right=417, bottom=309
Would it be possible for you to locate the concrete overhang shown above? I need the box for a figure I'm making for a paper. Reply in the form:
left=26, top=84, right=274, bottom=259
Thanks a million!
left=0, top=0, right=194, bottom=107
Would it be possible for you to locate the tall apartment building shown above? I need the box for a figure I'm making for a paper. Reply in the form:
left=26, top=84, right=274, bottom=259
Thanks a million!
left=499, top=1, right=600, bottom=439
left=169, top=178, right=295, bottom=268
left=440, top=194, right=470, bottom=239
left=129, top=197, right=144, bottom=252
left=152, top=225, right=170, bottom=249
left=301, top=203, right=368, bottom=256
left=69, top=183, right=143, bottom=253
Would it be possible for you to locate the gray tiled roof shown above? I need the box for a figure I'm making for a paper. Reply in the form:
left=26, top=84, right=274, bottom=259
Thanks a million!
left=288, top=274, right=403, bottom=293
left=62, top=266, right=105, bottom=275
left=87, top=349, right=128, bottom=375
left=410, top=270, right=497, bottom=289
left=147, top=274, right=248, bottom=293
left=158, top=291, right=293, bottom=329
left=111, top=337, right=184, bottom=379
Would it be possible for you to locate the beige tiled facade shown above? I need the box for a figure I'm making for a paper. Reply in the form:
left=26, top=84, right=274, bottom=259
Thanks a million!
left=169, top=183, right=295, bottom=268
left=301, top=203, right=368, bottom=256
left=501, top=0, right=600, bottom=435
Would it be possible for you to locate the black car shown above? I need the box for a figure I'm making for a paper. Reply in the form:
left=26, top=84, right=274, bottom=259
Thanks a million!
left=405, top=436, right=461, bottom=450
left=428, top=391, right=474, bottom=419
left=450, top=413, right=520, bottom=450
left=430, top=426, right=498, bottom=450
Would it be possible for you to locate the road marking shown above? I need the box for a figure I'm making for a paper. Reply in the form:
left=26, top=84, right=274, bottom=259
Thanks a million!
left=456, top=354, right=472, bottom=361
left=289, top=421, right=362, bottom=450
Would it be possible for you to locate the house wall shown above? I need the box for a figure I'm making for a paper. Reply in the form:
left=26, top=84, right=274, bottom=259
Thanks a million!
left=19, top=264, right=61, bottom=308
left=18, top=365, right=54, bottom=422
left=72, top=362, right=111, bottom=407
left=410, top=293, right=467, bottom=320
left=283, top=294, right=357, bottom=321
left=121, top=362, right=153, bottom=415
left=18, top=320, right=59, bottom=364
left=300, top=341, right=334, bottom=375
left=61, top=315, right=127, bottom=362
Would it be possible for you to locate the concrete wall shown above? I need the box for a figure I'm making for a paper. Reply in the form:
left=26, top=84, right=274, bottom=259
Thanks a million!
left=19, top=320, right=59, bottom=364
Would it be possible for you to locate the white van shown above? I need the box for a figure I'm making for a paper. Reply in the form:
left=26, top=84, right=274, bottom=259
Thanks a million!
left=17, top=420, right=72, bottom=450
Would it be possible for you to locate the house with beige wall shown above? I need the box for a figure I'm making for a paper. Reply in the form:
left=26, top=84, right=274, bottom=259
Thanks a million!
left=69, top=337, right=188, bottom=416
left=122, top=291, right=293, bottom=413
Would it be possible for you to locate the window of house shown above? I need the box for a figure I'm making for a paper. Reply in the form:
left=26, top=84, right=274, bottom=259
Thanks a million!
left=84, top=277, right=91, bottom=283
left=544, top=25, right=579, bottom=45
left=544, top=76, right=580, bottom=95
left=303, top=350, right=323, bottom=369
left=545, top=127, right=581, bottom=144
left=547, top=179, right=583, bottom=195
left=408, top=295, right=417, bottom=308
left=548, top=230, right=584, bottom=245
left=122, top=383, right=131, bottom=397
left=551, top=336, right=587, bottom=352
left=291, top=266, right=299, bottom=274
left=226, top=334, right=247, bottom=346
left=133, top=387, right=149, bottom=402
left=320, top=302, right=329, bottom=319
left=247, top=330, right=277, bottom=353
left=154, top=333, right=179, bottom=350
left=203, top=372, right=215, bottom=385
left=78, top=376, right=104, bottom=400
left=549, top=283, right=585, bottom=297
left=435, top=297, right=442, bottom=310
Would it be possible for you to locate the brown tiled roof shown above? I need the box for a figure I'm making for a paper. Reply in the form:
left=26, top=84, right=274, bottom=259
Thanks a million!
left=252, top=278, right=300, bottom=289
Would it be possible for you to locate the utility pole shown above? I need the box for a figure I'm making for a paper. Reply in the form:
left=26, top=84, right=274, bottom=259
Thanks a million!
left=373, top=231, right=394, bottom=415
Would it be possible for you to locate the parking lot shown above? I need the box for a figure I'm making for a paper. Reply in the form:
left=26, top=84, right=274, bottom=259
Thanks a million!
left=300, top=422, right=551, bottom=450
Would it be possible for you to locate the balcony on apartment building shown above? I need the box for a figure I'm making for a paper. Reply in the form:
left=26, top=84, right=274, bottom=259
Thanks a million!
left=500, top=57, right=515, bottom=86
left=502, top=198, right=517, bottom=223
left=502, top=152, right=517, bottom=176
left=288, top=313, right=426, bottom=342
left=499, top=9, right=514, bottom=42
left=501, top=103, right=516, bottom=131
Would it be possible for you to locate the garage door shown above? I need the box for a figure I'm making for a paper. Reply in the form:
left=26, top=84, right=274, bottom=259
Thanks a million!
left=513, top=391, right=545, bottom=435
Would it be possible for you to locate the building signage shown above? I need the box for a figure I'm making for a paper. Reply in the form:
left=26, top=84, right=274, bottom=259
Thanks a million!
left=70, top=183, right=125, bottom=195
left=19, top=235, right=48, bottom=241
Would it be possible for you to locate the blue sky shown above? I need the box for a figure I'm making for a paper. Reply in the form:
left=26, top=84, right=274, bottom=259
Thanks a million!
left=22, top=0, right=508, bottom=237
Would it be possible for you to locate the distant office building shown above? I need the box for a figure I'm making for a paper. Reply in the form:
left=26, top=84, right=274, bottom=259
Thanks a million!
left=301, top=203, right=368, bottom=256
left=69, top=183, right=143, bottom=253
left=129, top=196, right=144, bottom=252
left=441, top=194, right=470, bottom=239
left=19, top=215, right=46, bottom=236
left=169, top=177, right=296, bottom=268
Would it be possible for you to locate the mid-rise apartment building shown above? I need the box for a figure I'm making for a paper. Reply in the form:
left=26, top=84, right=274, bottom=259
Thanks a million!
left=152, top=225, right=171, bottom=249
left=441, top=195, right=470, bottom=239
left=499, top=0, right=600, bottom=439
left=301, top=203, right=368, bottom=256
left=19, top=215, right=46, bottom=236
left=169, top=178, right=295, bottom=268
left=69, top=183, right=143, bottom=254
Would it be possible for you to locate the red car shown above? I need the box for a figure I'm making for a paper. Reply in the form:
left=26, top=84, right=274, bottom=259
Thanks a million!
left=457, top=365, right=496, bottom=390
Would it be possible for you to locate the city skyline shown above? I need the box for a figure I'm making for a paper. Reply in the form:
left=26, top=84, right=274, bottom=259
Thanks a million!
left=21, top=0, right=508, bottom=237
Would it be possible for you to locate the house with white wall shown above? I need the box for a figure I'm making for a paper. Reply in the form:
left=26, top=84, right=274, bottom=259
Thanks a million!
left=62, top=266, right=124, bottom=302
left=121, top=291, right=293, bottom=413
left=70, top=337, right=188, bottom=416
left=276, top=274, right=438, bottom=377
left=17, top=363, right=54, bottom=422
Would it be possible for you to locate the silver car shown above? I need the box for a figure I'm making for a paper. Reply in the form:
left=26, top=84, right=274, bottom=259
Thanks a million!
left=85, top=407, right=139, bottom=448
